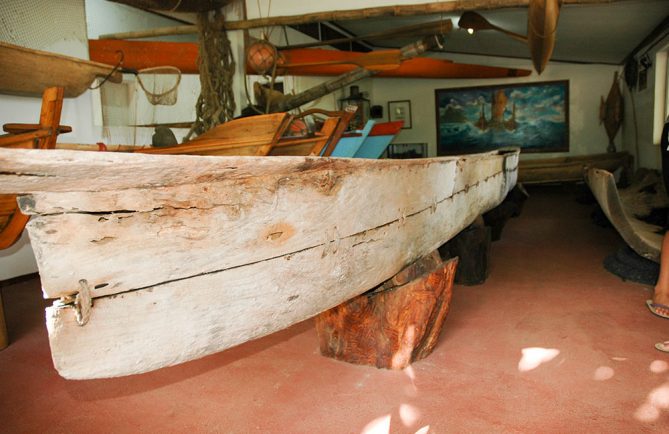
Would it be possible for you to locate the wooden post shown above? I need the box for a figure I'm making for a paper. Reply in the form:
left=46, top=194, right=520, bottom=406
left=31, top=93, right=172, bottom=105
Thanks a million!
left=0, top=290, right=8, bottom=350
left=315, top=253, right=458, bottom=369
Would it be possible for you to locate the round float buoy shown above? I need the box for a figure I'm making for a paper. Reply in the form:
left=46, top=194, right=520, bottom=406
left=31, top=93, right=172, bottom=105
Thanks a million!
left=246, top=40, right=278, bottom=75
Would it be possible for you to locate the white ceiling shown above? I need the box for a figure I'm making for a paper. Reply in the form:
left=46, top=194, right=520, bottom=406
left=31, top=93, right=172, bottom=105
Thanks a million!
left=332, top=0, right=669, bottom=65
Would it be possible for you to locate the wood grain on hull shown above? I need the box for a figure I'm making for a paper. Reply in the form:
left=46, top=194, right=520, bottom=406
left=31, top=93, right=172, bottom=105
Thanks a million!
left=0, top=148, right=518, bottom=379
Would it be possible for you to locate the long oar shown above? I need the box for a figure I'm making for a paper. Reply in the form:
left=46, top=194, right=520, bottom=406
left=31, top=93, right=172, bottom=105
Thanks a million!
left=458, top=11, right=527, bottom=43
left=279, top=49, right=402, bottom=71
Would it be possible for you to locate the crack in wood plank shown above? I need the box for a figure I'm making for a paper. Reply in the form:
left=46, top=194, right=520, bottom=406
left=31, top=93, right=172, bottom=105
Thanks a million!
left=56, top=169, right=507, bottom=304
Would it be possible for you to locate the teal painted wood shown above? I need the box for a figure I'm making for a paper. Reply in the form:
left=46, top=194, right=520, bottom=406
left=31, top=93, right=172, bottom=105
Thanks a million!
left=328, top=120, right=375, bottom=157
left=353, top=121, right=404, bottom=159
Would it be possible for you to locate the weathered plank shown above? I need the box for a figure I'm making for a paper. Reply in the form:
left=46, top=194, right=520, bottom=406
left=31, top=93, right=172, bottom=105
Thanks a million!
left=0, top=291, right=7, bottom=350
left=0, top=148, right=518, bottom=378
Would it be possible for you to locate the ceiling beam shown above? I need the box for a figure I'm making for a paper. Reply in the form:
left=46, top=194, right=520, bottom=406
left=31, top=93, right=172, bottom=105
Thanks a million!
left=622, top=14, right=669, bottom=64
left=99, top=0, right=640, bottom=39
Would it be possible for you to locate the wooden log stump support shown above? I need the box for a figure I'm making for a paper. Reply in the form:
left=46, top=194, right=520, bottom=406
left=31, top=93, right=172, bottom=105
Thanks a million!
left=0, top=289, right=8, bottom=350
left=315, top=252, right=458, bottom=369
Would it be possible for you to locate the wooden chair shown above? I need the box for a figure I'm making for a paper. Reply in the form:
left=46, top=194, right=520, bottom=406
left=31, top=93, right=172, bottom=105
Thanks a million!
left=0, top=86, right=67, bottom=250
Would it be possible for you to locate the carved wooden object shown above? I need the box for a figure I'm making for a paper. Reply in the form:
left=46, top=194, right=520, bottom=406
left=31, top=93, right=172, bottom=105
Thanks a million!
left=315, top=254, right=458, bottom=369
left=0, top=147, right=518, bottom=378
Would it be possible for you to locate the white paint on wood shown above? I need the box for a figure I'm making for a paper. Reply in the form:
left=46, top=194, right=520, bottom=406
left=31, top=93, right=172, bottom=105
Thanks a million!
left=0, top=147, right=518, bottom=378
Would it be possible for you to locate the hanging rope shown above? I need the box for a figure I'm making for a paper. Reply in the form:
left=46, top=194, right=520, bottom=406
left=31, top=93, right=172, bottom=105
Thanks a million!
left=187, top=10, right=236, bottom=140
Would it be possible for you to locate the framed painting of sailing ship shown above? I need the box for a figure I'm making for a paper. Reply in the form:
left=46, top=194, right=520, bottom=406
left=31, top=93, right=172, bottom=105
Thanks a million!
left=435, top=80, right=569, bottom=155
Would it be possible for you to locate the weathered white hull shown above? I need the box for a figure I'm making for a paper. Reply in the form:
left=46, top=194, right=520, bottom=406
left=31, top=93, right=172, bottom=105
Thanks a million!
left=0, top=148, right=518, bottom=379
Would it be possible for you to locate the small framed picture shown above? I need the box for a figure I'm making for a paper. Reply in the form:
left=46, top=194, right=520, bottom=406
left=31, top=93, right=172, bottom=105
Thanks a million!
left=388, top=100, right=412, bottom=129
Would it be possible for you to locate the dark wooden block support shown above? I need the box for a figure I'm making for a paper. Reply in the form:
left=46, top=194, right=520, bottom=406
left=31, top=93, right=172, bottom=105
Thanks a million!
left=483, top=183, right=529, bottom=241
left=315, top=253, right=458, bottom=369
left=0, top=291, right=8, bottom=350
left=439, top=223, right=491, bottom=286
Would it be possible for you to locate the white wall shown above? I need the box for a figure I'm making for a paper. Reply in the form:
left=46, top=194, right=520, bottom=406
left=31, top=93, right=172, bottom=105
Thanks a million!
left=0, top=0, right=98, bottom=280
left=621, top=35, right=669, bottom=170
left=370, top=53, right=621, bottom=158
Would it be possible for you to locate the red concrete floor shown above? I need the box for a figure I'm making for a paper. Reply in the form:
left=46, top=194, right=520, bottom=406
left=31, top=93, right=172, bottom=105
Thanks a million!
left=1, top=185, right=668, bottom=433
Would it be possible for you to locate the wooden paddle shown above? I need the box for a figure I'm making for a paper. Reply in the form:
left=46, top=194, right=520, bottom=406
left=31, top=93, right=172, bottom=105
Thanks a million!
left=458, top=11, right=527, bottom=43
left=279, top=49, right=402, bottom=71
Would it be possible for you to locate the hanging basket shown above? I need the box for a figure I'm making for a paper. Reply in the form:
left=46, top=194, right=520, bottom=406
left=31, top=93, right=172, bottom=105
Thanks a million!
left=136, top=66, right=182, bottom=106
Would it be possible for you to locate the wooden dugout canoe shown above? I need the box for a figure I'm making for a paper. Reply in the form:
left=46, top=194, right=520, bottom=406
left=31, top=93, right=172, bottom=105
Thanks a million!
left=140, top=109, right=354, bottom=157
left=0, top=41, right=122, bottom=98
left=519, top=151, right=632, bottom=184
left=527, top=0, right=560, bottom=74
left=271, top=48, right=532, bottom=79
left=88, top=39, right=531, bottom=79
left=0, top=147, right=519, bottom=379
left=585, top=168, right=662, bottom=262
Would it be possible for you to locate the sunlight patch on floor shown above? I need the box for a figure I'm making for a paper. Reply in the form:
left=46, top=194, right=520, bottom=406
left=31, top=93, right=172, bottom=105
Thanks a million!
left=593, top=366, right=614, bottom=381
left=361, top=414, right=391, bottom=434
left=399, top=403, right=421, bottom=427
left=650, top=360, right=668, bottom=373
left=634, top=382, right=669, bottom=422
left=517, top=347, right=560, bottom=372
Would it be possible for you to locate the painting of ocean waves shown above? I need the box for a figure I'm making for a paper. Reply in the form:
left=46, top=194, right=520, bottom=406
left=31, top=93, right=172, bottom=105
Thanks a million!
left=435, top=80, right=569, bottom=155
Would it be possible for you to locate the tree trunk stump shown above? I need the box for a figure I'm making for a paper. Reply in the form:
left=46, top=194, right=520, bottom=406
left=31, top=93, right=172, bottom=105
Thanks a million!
left=315, top=252, right=457, bottom=369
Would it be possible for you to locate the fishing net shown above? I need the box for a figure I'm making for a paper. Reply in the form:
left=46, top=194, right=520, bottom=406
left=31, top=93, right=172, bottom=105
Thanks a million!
left=136, top=66, right=182, bottom=106
left=187, top=10, right=236, bottom=140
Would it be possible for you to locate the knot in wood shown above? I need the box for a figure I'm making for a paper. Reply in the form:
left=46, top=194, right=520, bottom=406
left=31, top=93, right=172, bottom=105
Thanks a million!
left=316, top=172, right=337, bottom=193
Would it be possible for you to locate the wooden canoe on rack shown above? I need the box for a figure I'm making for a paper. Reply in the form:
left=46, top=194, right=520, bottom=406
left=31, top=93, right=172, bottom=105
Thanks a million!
left=88, top=39, right=531, bottom=79
left=0, top=41, right=122, bottom=98
left=527, top=0, right=560, bottom=74
left=140, top=109, right=354, bottom=157
left=0, top=146, right=519, bottom=379
left=270, top=48, right=532, bottom=79
left=519, top=151, right=632, bottom=184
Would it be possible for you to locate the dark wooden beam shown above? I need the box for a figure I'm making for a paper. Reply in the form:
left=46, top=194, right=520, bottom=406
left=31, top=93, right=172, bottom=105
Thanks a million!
left=100, top=0, right=639, bottom=39
left=109, top=0, right=230, bottom=12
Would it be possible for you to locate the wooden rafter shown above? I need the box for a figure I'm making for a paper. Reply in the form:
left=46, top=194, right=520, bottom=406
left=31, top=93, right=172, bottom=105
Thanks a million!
left=109, top=0, right=230, bottom=12
left=99, top=0, right=639, bottom=39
